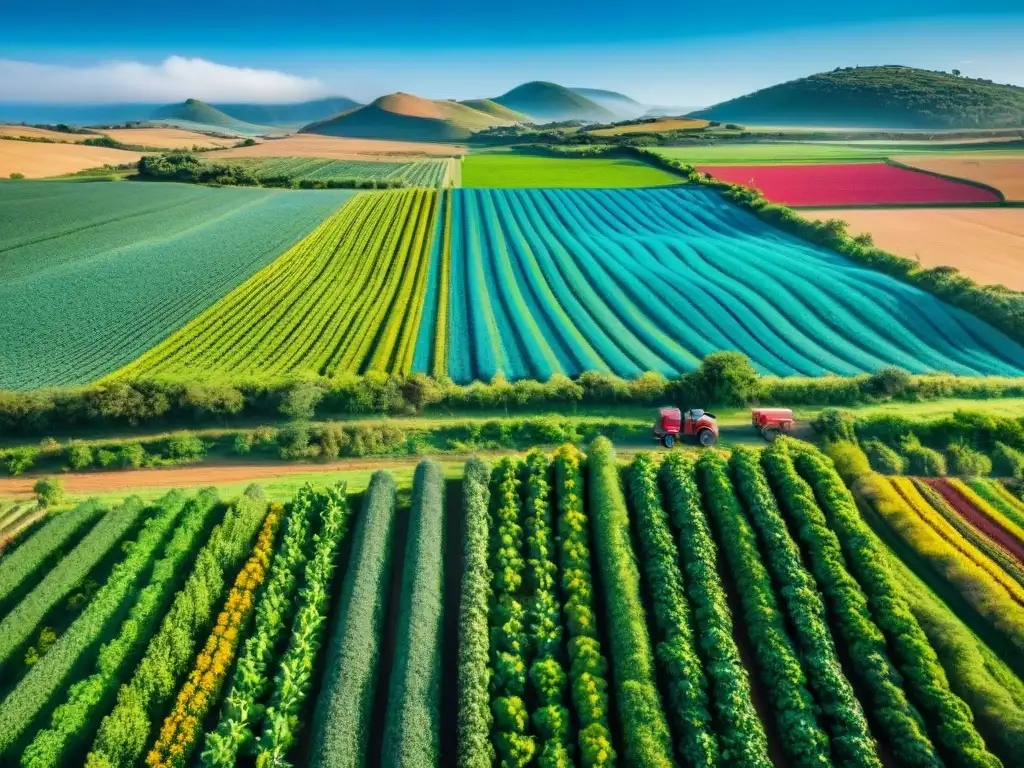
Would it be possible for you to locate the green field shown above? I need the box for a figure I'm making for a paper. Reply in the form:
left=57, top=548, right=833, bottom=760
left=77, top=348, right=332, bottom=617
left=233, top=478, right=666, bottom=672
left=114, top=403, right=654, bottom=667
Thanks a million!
left=0, top=181, right=353, bottom=389
left=652, top=142, right=1024, bottom=165
left=461, top=153, right=683, bottom=187
left=215, top=156, right=454, bottom=187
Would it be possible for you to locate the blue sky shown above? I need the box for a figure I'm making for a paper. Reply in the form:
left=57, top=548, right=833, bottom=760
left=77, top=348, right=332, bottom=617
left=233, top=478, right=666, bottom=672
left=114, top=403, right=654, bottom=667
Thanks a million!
left=2, top=1, right=1023, bottom=104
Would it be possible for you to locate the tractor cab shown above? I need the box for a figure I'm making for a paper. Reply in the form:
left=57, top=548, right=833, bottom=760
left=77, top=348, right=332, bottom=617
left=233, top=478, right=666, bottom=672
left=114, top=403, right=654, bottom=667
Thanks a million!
left=653, top=407, right=719, bottom=448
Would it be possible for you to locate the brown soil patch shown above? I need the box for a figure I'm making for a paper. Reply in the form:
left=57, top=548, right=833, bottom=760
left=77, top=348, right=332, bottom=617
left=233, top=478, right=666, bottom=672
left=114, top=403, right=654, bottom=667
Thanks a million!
left=100, top=127, right=239, bottom=149
left=816, top=208, right=1024, bottom=290
left=0, top=141, right=142, bottom=178
left=899, top=157, right=1024, bottom=201
left=375, top=92, right=446, bottom=119
left=206, top=133, right=466, bottom=161
left=0, top=125, right=97, bottom=142
left=591, top=117, right=709, bottom=136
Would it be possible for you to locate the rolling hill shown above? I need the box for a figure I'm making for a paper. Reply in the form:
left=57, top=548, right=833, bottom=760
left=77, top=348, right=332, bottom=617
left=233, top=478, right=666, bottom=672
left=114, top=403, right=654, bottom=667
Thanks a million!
left=492, top=82, right=615, bottom=122
left=690, top=66, right=1024, bottom=128
left=570, top=87, right=645, bottom=118
left=212, top=97, right=361, bottom=126
left=300, top=93, right=512, bottom=142
left=459, top=99, right=528, bottom=122
left=149, top=99, right=270, bottom=134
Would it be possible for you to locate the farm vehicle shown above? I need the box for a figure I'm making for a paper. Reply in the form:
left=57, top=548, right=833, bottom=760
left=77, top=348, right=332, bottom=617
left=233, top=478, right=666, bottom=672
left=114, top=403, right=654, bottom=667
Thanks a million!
left=653, top=406, right=795, bottom=448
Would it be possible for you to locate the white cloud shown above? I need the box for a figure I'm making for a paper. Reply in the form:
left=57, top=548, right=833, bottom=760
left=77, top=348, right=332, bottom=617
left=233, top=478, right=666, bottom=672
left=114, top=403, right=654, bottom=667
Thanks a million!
left=0, top=56, right=333, bottom=103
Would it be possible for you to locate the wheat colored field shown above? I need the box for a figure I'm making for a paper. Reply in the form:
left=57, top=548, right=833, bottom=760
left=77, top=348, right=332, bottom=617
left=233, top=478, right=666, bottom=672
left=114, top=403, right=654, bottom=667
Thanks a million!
left=0, top=125, right=96, bottom=142
left=589, top=117, right=709, bottom=136
left=207, top=133, right=467, bottom=161
left=0, top=141, right=142, bottom=178
left=820, top=208, right=1024, bottom=290
left=100, top=127, right=240, bottom=149
left=899, top=157, right=1024, bottom=200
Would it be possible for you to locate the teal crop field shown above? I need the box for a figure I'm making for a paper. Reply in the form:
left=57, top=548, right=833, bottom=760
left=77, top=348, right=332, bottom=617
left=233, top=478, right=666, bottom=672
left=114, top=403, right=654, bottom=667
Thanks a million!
left=461, top=153, right=683, bottom=187
left=0, top=181, right=354, bottom=389
left=432, top=187, right=1024, bottom=382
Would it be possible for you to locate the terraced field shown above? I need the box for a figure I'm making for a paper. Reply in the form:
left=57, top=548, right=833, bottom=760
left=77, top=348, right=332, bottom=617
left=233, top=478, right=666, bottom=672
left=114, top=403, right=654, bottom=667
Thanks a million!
left=0, top=182, right=354, bottom=389
left=431, top=187, right=1024, bottom=382
left=214, top=156, right=455, bottom=186
left=117, top=189, right=439, bottom=379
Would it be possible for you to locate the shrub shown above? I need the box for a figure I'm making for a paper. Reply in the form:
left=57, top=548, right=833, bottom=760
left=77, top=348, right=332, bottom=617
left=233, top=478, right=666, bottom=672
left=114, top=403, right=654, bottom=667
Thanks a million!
left=946, top=442, right=993, bottom=476
left=280, top=380, right=326, bottom=420
left=687, top=351, right=758, bottom=405
left=992, top=442, right=1024, bottom=480
left=868, top=366, right=913, bottom=397
left=863, top=439, right=906, bottom=474
left=66, top=441, right=93, bottom=470
left=95, top=449, right=117, bottom=468
left=10, top=172, right=25, bottom=180
left=812, top=409, right=858, bottom=442
left=231, top=433, right=253, bottom=455
left=32, top=477, right=64, bottom=507
left=277, top=423, right=314, bottom=460
left=901, top=436, right=947, bottom=476
left=2, top=447, right=39, bottom=476
left=824, top=440, right=873, bottom=482
left=163, top=431, right=207, bottom=461
left=116, top=443, right=146, bottom=469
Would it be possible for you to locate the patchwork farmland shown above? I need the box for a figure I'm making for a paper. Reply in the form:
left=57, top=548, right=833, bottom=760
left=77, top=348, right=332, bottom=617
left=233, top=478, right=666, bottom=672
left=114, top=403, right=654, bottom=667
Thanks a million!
left=214, top=156, right=455, bottom=186
left=697, top=163, right=1003, bottom=206
left=2, top=439, right=1023, bottom=768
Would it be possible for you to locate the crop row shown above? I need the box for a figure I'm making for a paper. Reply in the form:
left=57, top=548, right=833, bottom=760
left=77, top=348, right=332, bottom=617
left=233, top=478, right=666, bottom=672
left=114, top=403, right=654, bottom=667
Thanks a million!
left=0, top=492, right=187, bottom=756
left=85, top=488, right=269, bottom=767
left=21, top=492, right=220, bottom=768
left=222, top=157, right=451, bottom=186
left=938, top=479, right=1024, bottom=563
left=117, top=189, right=439, bottom=380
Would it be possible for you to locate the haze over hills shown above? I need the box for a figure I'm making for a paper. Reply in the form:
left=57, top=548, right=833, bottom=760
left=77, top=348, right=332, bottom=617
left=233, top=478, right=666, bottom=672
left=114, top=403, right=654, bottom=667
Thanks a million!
left=492, top=82, right=615, bottom=122
left=570, top=88, right=645, bottom=118
left=211, top=97, right=361, bottom=126
left=300, top=92, right=515, bottom=142
left=690, top=65, right=1024, bottom=128
left=150, top=99, right=270, bottom=134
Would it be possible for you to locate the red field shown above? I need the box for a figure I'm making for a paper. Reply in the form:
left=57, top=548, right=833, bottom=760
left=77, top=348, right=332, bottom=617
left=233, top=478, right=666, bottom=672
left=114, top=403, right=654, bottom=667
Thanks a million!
left=697, top=163, right=1002, bottom=206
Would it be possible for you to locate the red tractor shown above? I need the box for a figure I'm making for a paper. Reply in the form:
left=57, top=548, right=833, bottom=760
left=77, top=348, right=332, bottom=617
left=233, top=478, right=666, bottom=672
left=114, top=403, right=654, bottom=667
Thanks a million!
left=653, top=407, right=719, bottom=448
left=751, top=408, right=794, bottom=442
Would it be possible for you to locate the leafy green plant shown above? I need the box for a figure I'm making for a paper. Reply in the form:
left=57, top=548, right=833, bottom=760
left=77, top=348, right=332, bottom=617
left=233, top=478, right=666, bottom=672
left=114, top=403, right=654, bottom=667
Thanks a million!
left=946, top=442, right=993, bottom=476
left=32, top=478, right=64, bottom=507
left=863, top=439, right=906, bottom=474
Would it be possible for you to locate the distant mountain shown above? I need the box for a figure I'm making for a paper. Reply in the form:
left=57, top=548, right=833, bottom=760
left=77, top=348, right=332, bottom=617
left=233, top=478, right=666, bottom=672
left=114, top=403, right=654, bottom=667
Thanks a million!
left=492, top=82, right=615, bottom=122
left=150, top=99, right=269, bottom=133
left=570, top=87, right=645, bottom=118
left=301, top=93, right=513, bottom=142
left=644, top=106, right=705, bottom=118
left=689, top=65, right=1024, bottom=128
left=459, top=99, right=528, bottom=122
left=212, top=97, right=361, bottom=126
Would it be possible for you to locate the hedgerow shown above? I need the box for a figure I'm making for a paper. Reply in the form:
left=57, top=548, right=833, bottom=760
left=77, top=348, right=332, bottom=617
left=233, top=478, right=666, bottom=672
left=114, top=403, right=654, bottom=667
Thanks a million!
left=85, top=487, right=269, bottom=768
left=456, top=457, right=494, bottom=768
left=200, top=486, right=322, bottom=766
left=0, top=496, right=147, bottom=670
left=307, top=471, right=400, bottom=768
left=731, top=447, right=880, bottom=768
left=587, top=437, right=673, bottom=767
left=794, top=445, right=1002, bottom=768
left=249, top=484, right=351, bottom=765
left=0, top=492, right=186, bottom=756
left=695, top=451, right=832, bottom=768
left=380, top=461, right=445, bottom=768
left=22, top=491, right=219, bottom=768
left=658, top=452, right=770, bottom=768
left=763, top=442, right=940, bottom=767
left=992, top=442, right=1024, bottom=480
left=521, top=450, right=573, bottom=768
left=553, top=445, right=615, bottom=768
left=145, top=505, right=283, bottom=767
left=487, top=458, right=535, bottom=768
left=0, top=500, right=104, bottom=614
left=626, top=453, right=718, bottom=766
left=862, top=439, right=906, bottom=474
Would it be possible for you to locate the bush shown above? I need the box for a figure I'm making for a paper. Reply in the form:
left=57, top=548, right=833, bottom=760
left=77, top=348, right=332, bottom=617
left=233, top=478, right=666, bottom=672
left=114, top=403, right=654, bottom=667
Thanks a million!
left=901, top=435, right=947, bottom=476
left=863, top=439, right=906, bottom=474
left=95, top=449, right=117, bottom=468
left=992, top=442, right=1024, bottom=480
left=812, top=409, right=857, bottom=442
left=868, top=366, right=913, bottom=397
left=10, top=172, right=25, bottom=180
left=946, top=442, right=993, bottom=476
left=116, top=443, right=147, bottom=469
left=280, top=380, right=326, bottom=420
left=163, top=432, right=207, bottom=461
left=3, top=447, right=39, bottom=476
left=686, top=351, right=758, bottom=405
left=66, top=441, right=93, bottom=470
left=32, top=477, right=64, bottom=507
left=231, top=433, right=253, bottom=455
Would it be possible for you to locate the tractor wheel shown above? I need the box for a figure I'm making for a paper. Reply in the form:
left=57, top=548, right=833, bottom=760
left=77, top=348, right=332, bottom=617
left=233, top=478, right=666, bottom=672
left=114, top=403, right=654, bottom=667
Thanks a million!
left=762, top=427, right=780, bottom=443
left=698, top=429, right=717, bottom=447
left=662, top=434, right=676, bottom=449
